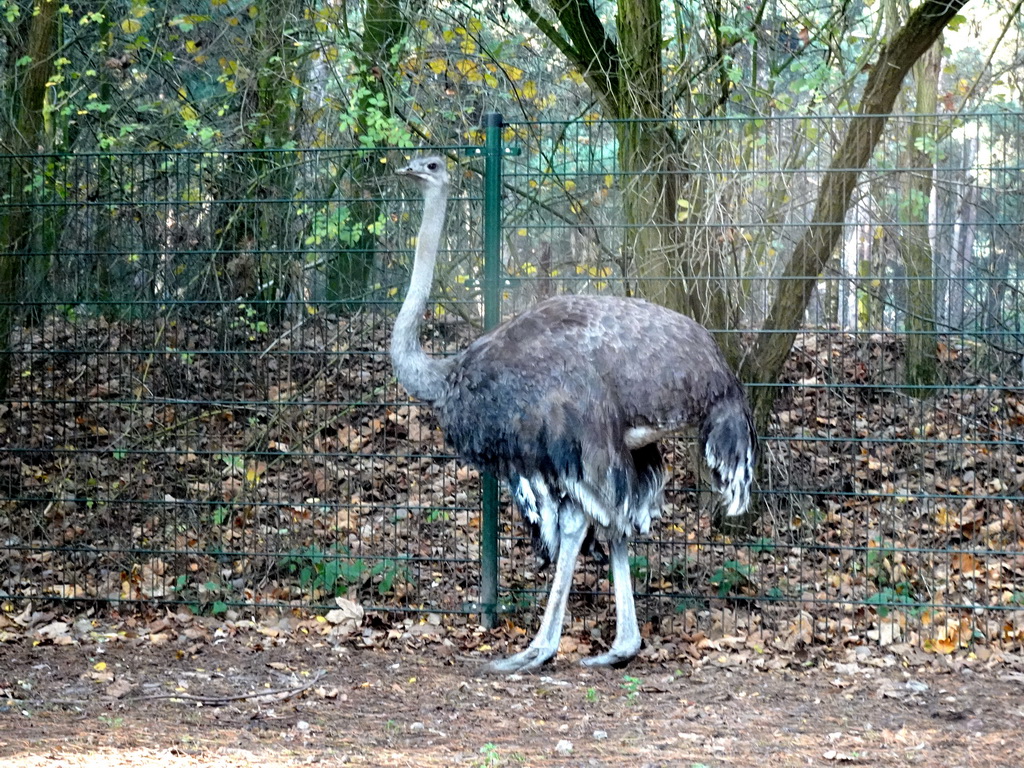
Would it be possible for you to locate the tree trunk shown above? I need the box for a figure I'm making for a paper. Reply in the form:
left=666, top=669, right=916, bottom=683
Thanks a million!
left=902, top=38, right=943, bottom=397
left=219, top=0, right=305, bottom=319
left=327, top=0, right=409, bottom=312
left=944, top=136, right=978, bottom=330
left=740, top=0, right=967, bottom=432
left=515, top=0, right=735, bottom=348
left=0, top=0, right=60, bottom=396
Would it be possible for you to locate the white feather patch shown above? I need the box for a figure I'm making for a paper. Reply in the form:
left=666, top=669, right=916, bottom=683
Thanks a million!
left=705, top=444, right=753, bottom=517
left=518, top=475, right=561, bottom=559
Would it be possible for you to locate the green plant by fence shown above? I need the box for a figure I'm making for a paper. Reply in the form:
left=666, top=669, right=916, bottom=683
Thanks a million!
left=1, top=113, right=1022, bottom=654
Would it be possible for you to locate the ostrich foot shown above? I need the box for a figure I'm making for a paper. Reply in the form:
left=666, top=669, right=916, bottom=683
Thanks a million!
left=580, top=635, right=641, bottom=668
left=580, top=647, right=639, bottom=668
left=483, top=644, right=557, bottom=674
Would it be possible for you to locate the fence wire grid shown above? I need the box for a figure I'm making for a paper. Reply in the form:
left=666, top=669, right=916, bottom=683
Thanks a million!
left=1, top=113, right=1022, bottom=654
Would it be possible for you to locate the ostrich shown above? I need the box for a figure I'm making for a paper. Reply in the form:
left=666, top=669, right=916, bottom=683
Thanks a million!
left=392, top=156, right=757, bottom=673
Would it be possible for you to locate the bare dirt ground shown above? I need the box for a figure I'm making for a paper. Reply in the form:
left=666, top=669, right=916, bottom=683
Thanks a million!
left=3, top=619, right=1024, bottom=768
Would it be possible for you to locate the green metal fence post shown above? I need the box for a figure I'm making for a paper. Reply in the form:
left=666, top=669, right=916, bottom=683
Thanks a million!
left=478, top=112, right=504, bottom=629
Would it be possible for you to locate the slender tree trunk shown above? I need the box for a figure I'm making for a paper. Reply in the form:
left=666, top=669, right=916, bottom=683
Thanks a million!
left=617, top=0, right=677, bottom=308
left=0, top=0, right=60, bottom=396
left=327, top=0, right=408, bottom=312
left=902, top=38, right=943, bottom=396
left=614, top=0, right=735, bottom=362
left=214, top=0, right=305, bottom=318
left=944, top=136, right=978, bottom=330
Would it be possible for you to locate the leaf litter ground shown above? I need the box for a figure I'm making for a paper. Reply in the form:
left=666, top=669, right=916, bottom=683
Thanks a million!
left=3, top=613, right=1024, bottom=767
left=2, top=314, right=1023, bottom=654
left=1, top=315, right=1023, bottom=764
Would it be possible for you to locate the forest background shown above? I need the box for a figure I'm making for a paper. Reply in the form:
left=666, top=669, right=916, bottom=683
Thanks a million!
left=1, top=1, right=1023, bottom=640
left=2, top=0, right=1020, bottom=424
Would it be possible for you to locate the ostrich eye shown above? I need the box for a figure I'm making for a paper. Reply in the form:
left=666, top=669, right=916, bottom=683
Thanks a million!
left=427, top=162, right=438, bottom=171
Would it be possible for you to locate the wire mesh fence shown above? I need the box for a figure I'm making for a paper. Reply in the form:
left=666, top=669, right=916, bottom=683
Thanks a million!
left=0, top=146, right=488, bottom=618
left=1, top=113, right=1022, bottom=654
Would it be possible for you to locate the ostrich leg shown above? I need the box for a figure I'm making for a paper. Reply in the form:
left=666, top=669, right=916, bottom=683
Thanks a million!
left=484, top=507, right=588, bottom=674
left=582, top=537, right=641, bottom=667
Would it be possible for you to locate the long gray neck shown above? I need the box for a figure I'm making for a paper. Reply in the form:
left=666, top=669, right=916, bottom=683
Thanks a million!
left=390, top=184, right=451, bottom=402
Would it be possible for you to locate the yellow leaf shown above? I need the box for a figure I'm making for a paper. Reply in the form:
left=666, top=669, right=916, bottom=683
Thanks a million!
left=454, top=59, right=476, bottom=77
left=466, top=17, right=482, bottom=34
left=923, top=634, right=957, bottom=654
left=185, top=40, right=200, bottom=54
left=179, top=105, right=198, bottom=122
left=94, top=661, right=107, bottom=671
left=521, top=80, right=537, bottom=99
left=120, top=18, right=142, bottom=34
left=564, top=180, right=576, bottom=192
left=484, top=73, right=498, bottom=88
left=517, top=228, right=528, bottom=237
left=246, top=462, right=265, bottom=483
left=428, top=58, right=446, bottom=74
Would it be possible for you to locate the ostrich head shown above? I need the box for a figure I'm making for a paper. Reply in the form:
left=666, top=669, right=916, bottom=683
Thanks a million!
left=396, top=156, right=450, bottom=191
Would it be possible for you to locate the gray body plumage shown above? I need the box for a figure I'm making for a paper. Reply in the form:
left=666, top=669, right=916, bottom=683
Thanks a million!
left=439, top=294, right=752, bottom=559
left=391, top=156, right=756, bottom=673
